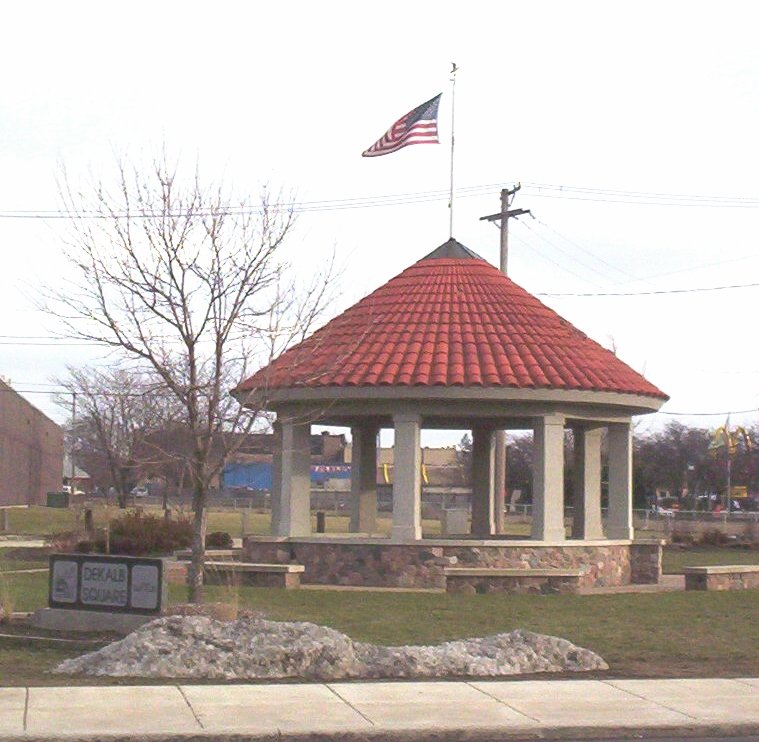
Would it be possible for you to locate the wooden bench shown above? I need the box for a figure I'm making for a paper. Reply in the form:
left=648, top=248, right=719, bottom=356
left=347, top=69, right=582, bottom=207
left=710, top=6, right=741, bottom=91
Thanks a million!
left=175, top=549, right=243, bottom=561
left=683, top=565, right=759, bottom=591
left=203, top=561, right=304, bottom=589
left=444, top=567, right=586, bottom=595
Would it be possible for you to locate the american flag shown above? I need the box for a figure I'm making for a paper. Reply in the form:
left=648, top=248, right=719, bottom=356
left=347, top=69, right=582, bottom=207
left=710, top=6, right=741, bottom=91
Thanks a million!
left=362, top=93, right=442, bottom=157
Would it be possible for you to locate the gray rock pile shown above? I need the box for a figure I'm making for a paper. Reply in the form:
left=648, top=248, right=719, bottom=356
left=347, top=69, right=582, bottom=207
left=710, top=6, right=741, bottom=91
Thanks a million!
left=55, top=616, right=607, bottom=680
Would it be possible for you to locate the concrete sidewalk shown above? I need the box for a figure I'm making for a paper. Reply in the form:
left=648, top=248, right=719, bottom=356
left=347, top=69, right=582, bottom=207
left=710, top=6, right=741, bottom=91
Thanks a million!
left=2, top=677, right=759, bottom=741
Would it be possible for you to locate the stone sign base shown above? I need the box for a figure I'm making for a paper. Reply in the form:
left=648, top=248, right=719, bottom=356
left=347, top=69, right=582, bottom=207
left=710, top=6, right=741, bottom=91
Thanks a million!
left=30, top=608, right=154, bottom=634
left=243, top=536, right=664, bottom=590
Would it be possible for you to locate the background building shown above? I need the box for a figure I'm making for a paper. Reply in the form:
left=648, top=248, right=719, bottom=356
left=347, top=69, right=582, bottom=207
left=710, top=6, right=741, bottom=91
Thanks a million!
left=0, top=379, right=64, bottom=505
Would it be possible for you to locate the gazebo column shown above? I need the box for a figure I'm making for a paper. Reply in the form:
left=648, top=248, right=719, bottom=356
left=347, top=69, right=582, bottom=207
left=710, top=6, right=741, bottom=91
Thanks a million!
left=571, top=426, right=604, bottom=540
left=392, top=412, right=422, bottom=541
left=270, top=421, right=283, bottom=534
left=273, top=417, right=312, bottom=537
left=471, top=425, right=496, bottom=537
left=607, top=421, right=634, bottom=539
left=349, top=423, right=378, bottom=533
left=531, top=414, right=566, bottom=541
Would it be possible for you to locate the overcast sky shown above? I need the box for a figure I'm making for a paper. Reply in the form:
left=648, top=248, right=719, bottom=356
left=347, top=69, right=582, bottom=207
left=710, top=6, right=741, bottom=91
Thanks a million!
left=2, top=0, right=758, bottom=441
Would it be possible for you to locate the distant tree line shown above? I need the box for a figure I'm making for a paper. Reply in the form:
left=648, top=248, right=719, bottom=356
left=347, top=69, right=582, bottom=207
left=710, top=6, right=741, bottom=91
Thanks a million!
left=504, top=421, right=759, bottom=508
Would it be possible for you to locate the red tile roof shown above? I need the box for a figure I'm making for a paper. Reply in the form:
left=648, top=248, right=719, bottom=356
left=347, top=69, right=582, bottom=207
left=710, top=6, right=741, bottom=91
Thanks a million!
left=236, top=240, right=667, bottom=399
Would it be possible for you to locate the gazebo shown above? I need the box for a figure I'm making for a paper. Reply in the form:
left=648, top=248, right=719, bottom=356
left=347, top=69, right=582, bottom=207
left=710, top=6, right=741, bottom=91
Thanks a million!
left=234, top=239, right=668, bottom=589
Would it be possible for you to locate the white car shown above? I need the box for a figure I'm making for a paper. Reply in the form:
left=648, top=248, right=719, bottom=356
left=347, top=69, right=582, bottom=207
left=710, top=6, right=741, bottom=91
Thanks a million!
left=131, top=486, right=149, bottom=498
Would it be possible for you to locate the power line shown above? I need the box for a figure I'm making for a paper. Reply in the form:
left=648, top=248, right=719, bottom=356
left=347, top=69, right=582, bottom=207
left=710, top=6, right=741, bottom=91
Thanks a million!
left=521, top=181, right=759, bottom=208
left=3, top=380, right=758, bottom=421
left=509, top=232, right=597, bottom=285
left=2, top=278, right=759, bottom=348
left=517, top=219, right=618, bottom=286
left=659, top=408, right=758, bottom=417
left=531, top=217, right=646, bottom=285
left=0, top=340, right=100, bottom=346
left=3, top=180, right=759, bottom=219
left=524, top=181, right=759, bottom=203
left=537, top=281, right=759, bottom=297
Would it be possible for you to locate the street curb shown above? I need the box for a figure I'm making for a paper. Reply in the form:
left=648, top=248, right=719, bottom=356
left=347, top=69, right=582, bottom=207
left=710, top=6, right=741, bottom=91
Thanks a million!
left=5, top=723, right=759, bottom=742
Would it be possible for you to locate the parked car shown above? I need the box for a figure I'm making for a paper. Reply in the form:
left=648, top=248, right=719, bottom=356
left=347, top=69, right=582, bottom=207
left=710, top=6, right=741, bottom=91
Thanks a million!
left=650, top=496, right=679, bottom=516
left=130, top=486, right=149, bottom=498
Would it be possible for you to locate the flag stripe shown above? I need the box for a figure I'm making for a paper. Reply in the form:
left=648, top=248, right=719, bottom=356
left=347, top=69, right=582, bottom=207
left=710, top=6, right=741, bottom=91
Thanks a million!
left=362, top=93, right=442, bottom=157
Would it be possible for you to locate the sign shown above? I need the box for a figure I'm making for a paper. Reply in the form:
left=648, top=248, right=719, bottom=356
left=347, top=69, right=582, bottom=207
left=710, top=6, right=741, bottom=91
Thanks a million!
left=49, top=554, right=165, bottom=614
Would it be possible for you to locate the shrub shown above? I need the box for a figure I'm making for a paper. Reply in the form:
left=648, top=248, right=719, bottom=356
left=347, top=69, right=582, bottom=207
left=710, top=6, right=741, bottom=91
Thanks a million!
left=743, top=520, right=759, bottom=545
left=696, top=528, right=732, bottom=547
left=51, top=513, right=195, bottom=556
left=206, top=531, right=233, bottom=549
left=49, top=531, right=82, bottom=553
left=670, top=528, right=695, bottom=546
left=107, top=511, right=194, bottom=556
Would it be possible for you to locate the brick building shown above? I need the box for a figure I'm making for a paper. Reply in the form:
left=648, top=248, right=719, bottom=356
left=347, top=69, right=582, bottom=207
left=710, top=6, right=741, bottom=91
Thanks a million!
left=0, top=380, right=64, bottom=505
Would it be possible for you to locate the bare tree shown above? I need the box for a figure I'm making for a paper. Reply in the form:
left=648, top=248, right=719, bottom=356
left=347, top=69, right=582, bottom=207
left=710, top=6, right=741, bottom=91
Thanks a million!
left=54, top=365, right=183, bottom=503
left=49, top=156, right=334, bottom=601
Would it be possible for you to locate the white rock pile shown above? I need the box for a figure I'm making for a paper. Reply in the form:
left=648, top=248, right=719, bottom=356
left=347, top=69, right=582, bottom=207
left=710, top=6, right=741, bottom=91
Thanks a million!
left=55, top=616, right=607, bottom=680
left=55, top=616, right=608, bottom=680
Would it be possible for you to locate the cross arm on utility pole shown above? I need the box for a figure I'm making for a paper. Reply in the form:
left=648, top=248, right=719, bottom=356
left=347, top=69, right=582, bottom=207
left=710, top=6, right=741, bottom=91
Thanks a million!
left=479, top=185, right=534, bottom=276
left=480, top=207, right=531, bottom=224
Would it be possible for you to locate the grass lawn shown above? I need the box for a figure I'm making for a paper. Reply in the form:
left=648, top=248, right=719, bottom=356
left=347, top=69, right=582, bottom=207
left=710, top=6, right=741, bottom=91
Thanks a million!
left=2, top=568, right=759, bottom=685
left=5, top=506, right=259, bottom=538
left=3, top=507, right=759, bottom=685
left=662, top=546, right=759, bottom=573
left=4, top=506, right=536, bottom=539
left=5, top=506, right=91, bottom=536
left=0, top=559, right=48, bottom=573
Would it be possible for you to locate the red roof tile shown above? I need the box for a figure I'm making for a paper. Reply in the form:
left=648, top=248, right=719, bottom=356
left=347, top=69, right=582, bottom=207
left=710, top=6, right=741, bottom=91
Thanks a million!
left=237, top=240, right=668, bottom=399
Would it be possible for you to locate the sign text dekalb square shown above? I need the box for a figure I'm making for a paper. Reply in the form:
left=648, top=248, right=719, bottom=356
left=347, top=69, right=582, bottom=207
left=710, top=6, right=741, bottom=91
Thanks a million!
left=49, top=554, right=165, bottom=614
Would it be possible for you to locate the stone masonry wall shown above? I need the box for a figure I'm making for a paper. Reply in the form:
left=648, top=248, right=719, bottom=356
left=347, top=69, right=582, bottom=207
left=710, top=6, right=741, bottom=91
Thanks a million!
left=244, top=539, right=639, bottom=589
left=446, top=574, right=581, bottom=595
left=629, top=542, right=663, bottom=584
left=685, top=571, right=759, bottom=591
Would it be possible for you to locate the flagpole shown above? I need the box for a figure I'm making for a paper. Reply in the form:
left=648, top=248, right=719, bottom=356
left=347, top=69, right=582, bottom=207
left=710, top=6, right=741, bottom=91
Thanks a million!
left=448, top=62, right=458, bottom=239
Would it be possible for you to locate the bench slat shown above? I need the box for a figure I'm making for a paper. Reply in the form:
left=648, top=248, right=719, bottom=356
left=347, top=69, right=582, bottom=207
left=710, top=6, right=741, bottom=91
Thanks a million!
left=682, top=565, right=759, bottom=575
left=444, top=567, right=586, bottom=578
left=176, top=549, right=242, bottom=559
left=204, top=561, right=304, bottom=574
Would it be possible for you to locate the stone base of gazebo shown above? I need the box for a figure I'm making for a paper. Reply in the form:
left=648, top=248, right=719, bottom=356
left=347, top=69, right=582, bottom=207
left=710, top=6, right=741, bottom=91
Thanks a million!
left=243, top=536, right=664, bottom=590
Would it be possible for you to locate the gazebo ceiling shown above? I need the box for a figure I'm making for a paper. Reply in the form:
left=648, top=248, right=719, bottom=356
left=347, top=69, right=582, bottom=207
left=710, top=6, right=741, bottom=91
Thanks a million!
left=235, top=238, right=668, bottom=408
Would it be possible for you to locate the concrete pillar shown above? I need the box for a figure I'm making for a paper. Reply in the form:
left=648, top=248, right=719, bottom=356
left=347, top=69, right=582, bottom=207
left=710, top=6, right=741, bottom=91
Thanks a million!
left=494, top=430, right=507, bottom=533
left=350, top=423, right=378, bottom=533
left=607, top=421, right=634, bottom=539
left=531, top=414, right=566, bottom=541
left=392, top=412, right=422, bottom=541
left=270, top=421, right=283, bottom=534
left=571, top=427, right=604, bottom=540
left=273, top=418, right=312, bottom=537
left=471, top=426, right=496, bottom=537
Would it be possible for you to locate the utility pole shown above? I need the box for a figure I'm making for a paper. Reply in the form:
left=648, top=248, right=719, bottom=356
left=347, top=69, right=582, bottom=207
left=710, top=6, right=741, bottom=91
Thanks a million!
left=480, top=185, right=532, bottom=534
left=479, top=184, right=532, bottom=274
left=70, top=391, right=77, bottom=497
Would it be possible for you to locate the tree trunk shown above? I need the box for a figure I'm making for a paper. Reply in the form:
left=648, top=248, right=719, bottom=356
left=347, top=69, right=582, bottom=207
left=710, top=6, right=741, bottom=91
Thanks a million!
left=187, top=486, right=208, bottom=603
